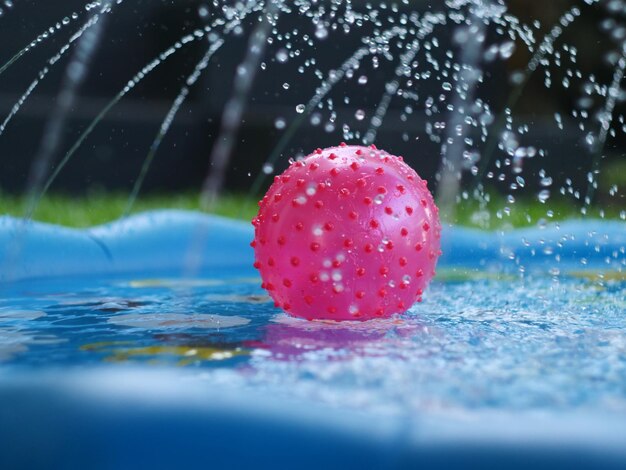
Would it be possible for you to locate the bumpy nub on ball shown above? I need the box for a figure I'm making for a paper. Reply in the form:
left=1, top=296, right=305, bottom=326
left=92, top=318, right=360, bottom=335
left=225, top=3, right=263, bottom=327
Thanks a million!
left=252, top=144, right=441, bottom=321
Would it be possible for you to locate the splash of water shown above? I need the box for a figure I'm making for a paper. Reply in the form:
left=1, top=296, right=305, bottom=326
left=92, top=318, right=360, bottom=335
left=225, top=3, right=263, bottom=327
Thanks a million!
left=0, top=2, right=96, bottom=76
left=0, top=0, right=623, bottom=249
left=201, top=0, right=281, bottom=209
left=435, top=3, right=489, bottom=221
left=0, top=3, right=119, bottom=139
left=247, top=23, right=415, bottom=200
left=24, top=2, right=113, bottom=218
left=125, top=1, right=264, bottom=216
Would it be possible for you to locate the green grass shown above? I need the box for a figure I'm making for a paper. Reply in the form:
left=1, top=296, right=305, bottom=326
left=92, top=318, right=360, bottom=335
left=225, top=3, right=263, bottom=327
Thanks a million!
left=0, top=192, right=258, bottom=228
left=0, top=190, right=622, bottom=229
left=452, top=193, right=624, bottom=230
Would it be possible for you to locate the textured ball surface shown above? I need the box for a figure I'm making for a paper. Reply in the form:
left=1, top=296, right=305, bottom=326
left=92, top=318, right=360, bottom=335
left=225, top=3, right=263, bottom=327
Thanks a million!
left=252, top=144, right=441, bottom=321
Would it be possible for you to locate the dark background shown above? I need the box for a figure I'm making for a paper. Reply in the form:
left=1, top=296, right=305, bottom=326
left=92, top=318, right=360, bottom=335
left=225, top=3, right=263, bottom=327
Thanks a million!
left=0, top=0, right=623, bottom=202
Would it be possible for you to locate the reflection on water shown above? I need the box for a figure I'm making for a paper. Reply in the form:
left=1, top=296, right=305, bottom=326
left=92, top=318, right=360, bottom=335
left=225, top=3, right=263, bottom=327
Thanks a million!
left=123, top=278, right=260, bottom=289
left=107, top=312, right=250, bottom=329
left=247, top=315, right=431, bottom=362
left=81, top=341, right=248, bottom=366
left=0, top=309, right=65, bottom=360
left=0, top=271, right=625, bottom=415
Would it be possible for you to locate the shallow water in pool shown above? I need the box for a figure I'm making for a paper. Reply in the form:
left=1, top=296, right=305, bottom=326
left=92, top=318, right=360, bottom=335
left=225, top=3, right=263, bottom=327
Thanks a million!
left=1, top=269, right=624, bottom=417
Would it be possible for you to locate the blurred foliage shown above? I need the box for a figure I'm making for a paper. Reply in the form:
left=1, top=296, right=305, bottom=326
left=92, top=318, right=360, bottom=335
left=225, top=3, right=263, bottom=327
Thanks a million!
left=0, top=189, right=622, bottom=229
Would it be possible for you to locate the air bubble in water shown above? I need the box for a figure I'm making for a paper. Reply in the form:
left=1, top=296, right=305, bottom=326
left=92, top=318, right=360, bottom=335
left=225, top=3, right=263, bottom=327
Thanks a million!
left=296, top=104, right=305, bottom=114
left=262, top=163, right=274, bottom=174
left=355, top=109, right=365, bottom=121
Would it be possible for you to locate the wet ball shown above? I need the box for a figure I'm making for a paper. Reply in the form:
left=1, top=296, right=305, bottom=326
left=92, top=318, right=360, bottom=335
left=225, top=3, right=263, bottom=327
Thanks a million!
left=252, top=144, right=441, bottom=321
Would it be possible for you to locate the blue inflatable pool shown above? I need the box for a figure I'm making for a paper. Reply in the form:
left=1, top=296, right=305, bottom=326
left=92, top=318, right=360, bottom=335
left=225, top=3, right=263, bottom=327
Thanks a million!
left=0, top=211, right=625, bottom=469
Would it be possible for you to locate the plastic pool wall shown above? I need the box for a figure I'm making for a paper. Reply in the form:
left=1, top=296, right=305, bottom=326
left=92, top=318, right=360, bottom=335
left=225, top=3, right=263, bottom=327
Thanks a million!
left=0, top=210, right=625, bottom=469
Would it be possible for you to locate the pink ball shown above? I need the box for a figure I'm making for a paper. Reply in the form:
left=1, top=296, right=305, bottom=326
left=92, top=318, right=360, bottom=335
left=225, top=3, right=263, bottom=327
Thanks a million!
left=252, top=144, right=441, bottom=321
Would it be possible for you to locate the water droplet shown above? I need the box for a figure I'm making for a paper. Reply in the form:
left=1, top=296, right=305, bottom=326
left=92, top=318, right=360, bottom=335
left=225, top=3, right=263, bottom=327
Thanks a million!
left=275, top=48, right=288, bottom=63
left=510, top=71, right=524, bottom=85
left=537, top=190, right=550, bottom=203
left=499, top=41, right=516, bottom=59
left=540, top=177, right=553, bottom=187
left=310, top=113, right=321, bottom=126
left=315, top=26, right=328, bottom=40
left=198, top=4, right=209, bottom=17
